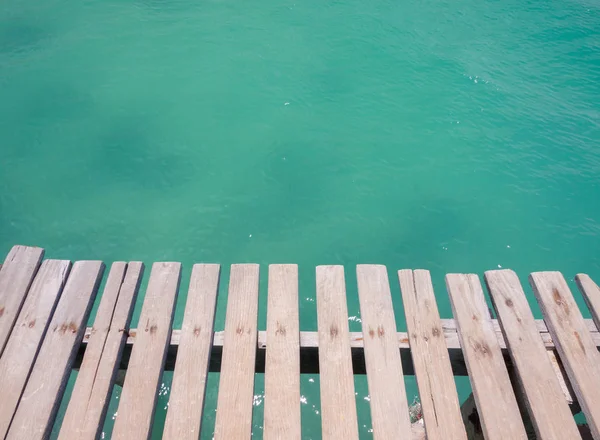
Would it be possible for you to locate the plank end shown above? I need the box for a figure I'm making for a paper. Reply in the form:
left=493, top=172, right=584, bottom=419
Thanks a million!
left=3, top=245, right=45, bottom=265
left=268, top=263, right=298, bottom=270
left=152, top=261, right=182, bottom=268
left=316, top=265, right=344, bottom=277
left=529, top=271, right=568, bottom=293
left=412, top=268, right=430, bottom=275
left=231, top=263, right=259, bottom=269
left=575, top=273, right=593, bottom=285
left=127, top=261, right=145, bottom=271
left=529, top=271, right=564, bottom=280
left=193, top=263, right=221, bottom=270
left=484, top=268, right=517, bottom=278
left=357, top=264, right=386, bottom=270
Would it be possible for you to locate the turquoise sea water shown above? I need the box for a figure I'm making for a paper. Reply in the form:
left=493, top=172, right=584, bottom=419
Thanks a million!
left=1, top=0, right=600, bottom=437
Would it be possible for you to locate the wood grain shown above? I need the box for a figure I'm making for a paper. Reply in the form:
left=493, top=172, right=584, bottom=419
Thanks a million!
left=264, top=264, right=300, bottom=440
left=399, top=269, right=467, bottom=440
left=446, top=273, right=526, bottom=440
left=7, top=261, right=104, bottom=440
left=530, top=271, right=600, bottom=439
left=58, top=261, right=143, bottom=440
left=0, top=260, right=70, bottom=439
left=111, top=262, right=181, bottom=440
left=163, top=264, right=220, bottom=440
left=214, top=264, right=260, bottom=440
left=356, top=265, right=411, bottom=439
left=0, top=245, right=44, bottom=355
left=316, top=266, right=359, bottom=440
left=575, top=274, right=600, bottom=332
left=485, top=270, right=579, bottom=440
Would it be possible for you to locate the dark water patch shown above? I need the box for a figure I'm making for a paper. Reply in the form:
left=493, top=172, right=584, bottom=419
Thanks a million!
left=0, top=17, right=52, bottom=54
left=90, top=114, right=195, bottom=192
left=25, top=82, right=92, bottom=122
left=133, top=0, right=195, bottom=14
left=0, top=78, right=93, bottom=130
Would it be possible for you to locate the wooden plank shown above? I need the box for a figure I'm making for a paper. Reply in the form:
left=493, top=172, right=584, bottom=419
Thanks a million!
left=356, top=265, right=411, bottom=439
left=214, top=264, right=260, bottom=440
left=316, top=265, right=359, bottom=440
left=7, top=261, right=104, bottom=440
left=111, top=262, right=181, bottom=440
left=530, top=271, right=600, bottom=439
left=445, top=273, right=527, bottom=440
left=58, top=261, right=143, bottom=440
left=0, top=245, right=44, bottom=355
left=0, top=260, right=70, bottom=439
left=575, top=274, right=600, bottom=331
left=163, top=264, right=220, bottom=440
left=485, top=270, right=580, bottom=439
left=264, top=264, right=300, bottom=440
left=399, top=269, right=467, bottom=440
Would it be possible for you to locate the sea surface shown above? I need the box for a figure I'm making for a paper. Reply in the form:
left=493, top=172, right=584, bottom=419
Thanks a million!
left=1, top=0, right=599, bottom=437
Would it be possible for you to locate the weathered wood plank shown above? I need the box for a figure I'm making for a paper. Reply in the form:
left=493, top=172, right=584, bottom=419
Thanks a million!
left=214, top=264, right=260, bottom=440
left=7, top=261, right=104, bottom=440
left=264, top=264, right=300, bottom=440
left=163, top=264, right=220, bottom=440
left=575, top=274, right=600, bottom=331
left=485, top=270, right=580, bottom=440
left=58, top=261, right=143, bottom=440
left=316, top=266, right=359, bottom=440
left=446, top=273, right=527, bottom=440
left=0, top=260, right=70, bottom=439
left=356, top=265, right=411, bottom=439
left=0, top=245, right=44, bottom=355
left=530, top=271, right=600, bottom=439
left=111, top=262, right=180, bottom=440
left=399, top=269, right=467, bottom=440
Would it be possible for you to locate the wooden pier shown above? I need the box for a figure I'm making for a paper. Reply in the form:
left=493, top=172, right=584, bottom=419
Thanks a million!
left=0, top=245, right=599, bottom=439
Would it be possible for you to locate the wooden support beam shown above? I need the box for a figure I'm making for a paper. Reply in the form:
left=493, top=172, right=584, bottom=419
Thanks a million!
left=78, top=318, right=599, bottom=380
